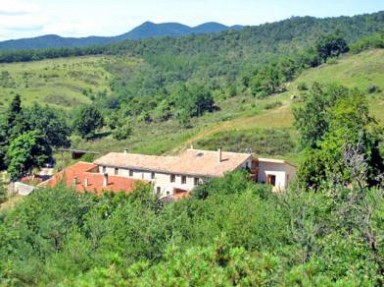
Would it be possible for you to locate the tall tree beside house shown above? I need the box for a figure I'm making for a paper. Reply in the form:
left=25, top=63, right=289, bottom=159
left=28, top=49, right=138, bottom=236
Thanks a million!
left=6, top=94, right=22, bottom=127
left=0, top=117, right=7, bottom=170
left=74, top=105, right=104, bottom=140
left=0, top=98, right=71, bottom=173
left=293, top=83, right=351, bottom=149
left=6, top=131, right=52, bottom=180
left=24, top=103, right=71, bottom=148
left=4, top=94, right=29, bottom=140
left=294, top=83, right=384, bottom=189
left=0, top=95, right=26, bottom=170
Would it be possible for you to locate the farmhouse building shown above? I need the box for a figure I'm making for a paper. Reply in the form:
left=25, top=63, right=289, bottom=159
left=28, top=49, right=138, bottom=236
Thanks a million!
left=42, top=148, right=296, bottom=198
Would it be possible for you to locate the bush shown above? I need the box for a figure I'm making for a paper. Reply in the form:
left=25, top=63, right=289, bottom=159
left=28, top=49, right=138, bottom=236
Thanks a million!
left=265, top=101, right=283, bottom=110
left=0, top=180, right=7, bottom=204
left=297, top=82, right=308, bottom=91
left=367, top=84, right=381, bottom=94
left=112, top=124, right=132, bottom=140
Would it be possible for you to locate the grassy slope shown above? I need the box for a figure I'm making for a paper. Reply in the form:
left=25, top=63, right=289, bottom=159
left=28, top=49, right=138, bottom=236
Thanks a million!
left=288, top=49, right=384, bottom=122
left=0, top=56, right=117, bottom=110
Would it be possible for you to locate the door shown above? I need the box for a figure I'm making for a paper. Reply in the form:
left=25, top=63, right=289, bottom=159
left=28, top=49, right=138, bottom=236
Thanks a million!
left=267, top=175, right=276, bottom=186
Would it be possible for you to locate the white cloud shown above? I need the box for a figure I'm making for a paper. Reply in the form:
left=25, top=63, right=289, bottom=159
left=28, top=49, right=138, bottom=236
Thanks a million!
left=0, top=0, right=40, bottom=15
left=0, top=0, right=45, bottom=40
left=0, top=14, right=46, bottom=30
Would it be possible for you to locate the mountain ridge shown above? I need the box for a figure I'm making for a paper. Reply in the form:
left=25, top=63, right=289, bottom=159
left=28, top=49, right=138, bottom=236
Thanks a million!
left=0, top=21, right=243, bottom=51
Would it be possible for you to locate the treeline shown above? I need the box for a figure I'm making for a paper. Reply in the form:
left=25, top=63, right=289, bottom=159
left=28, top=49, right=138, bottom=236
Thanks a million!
left=0, top=46, right=105, bottom=63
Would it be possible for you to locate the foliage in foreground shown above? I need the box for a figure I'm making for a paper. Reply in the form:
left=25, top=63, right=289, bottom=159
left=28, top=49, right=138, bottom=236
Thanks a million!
left=0, top=171, right=383, bottom=286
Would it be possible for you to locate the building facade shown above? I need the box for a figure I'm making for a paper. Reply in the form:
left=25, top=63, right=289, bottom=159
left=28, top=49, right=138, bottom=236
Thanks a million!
left=94, top=148, right=295, bottom=197
left=42, top=148, right=296, bottom=198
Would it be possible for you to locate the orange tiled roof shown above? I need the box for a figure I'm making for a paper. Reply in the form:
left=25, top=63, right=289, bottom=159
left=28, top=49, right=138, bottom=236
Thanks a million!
left=40, top=162, right=142, bottom=195
left=94, top=149, right=252, bottom=177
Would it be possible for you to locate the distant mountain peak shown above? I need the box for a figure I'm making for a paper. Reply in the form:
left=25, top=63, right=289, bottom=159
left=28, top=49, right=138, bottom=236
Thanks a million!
left=0, top=21, right=244, bottom=51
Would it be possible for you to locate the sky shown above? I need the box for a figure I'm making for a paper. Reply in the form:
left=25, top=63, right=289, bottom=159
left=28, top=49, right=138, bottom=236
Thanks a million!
left=0, top=0, right=383, bottom=41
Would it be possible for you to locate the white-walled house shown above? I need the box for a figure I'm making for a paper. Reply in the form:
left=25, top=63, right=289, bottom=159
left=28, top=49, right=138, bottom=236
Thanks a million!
left=93, top=148, right=296, bottom=198
left=256, top=158, right=296, bottom=191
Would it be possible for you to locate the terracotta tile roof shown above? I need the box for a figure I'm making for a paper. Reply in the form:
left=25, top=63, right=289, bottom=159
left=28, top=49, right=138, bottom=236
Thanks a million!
left=40, top=162, right=142, bottom=195
left=94, top=149, right=252, bottom=177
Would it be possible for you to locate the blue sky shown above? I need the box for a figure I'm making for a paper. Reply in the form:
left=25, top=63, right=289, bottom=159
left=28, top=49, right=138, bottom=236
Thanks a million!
left=0, top=0, right=382, bottom=41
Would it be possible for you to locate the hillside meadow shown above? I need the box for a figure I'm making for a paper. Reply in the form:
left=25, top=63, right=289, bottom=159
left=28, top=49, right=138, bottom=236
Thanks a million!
left=0, top=56, right=135, bottom=110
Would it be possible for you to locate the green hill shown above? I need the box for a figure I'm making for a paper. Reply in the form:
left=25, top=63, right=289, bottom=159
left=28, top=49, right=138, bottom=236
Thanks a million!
left=0, top=56, right=137, bottom=110
left=287, top=49, right=384, bottom=122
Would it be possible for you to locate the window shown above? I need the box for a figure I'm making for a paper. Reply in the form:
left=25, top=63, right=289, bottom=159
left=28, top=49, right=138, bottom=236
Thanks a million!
left=194, top=177, right=200, bottom=186
left=114, top=168, right=118, bottom=175
left=151, top=172, right=155, bottom=179
left=181, top=176, right=187, bottom=184
left=102, top=166, right=106, bottom=173
left=156, top=187, right=161, bottom=194
left=129, top=170, right=133, bottom=177
left=170, top=174, right=175, bottom=183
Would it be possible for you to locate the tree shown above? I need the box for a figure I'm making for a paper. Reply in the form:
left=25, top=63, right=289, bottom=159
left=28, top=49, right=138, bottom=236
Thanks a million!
left=7, top=94, right=22, bottom=127
left=316, top=32, right=349, bottom=63
left=6, top=131, right=52, bottom=180
left=0, top=116, right=8, bottom=170
left=24, top=104, right=71, bottom=148
left=175, top=85, right=214, bottom=118
left=293, top=83, right=350, bottom=148
left=296, top=87, right=384, bottom=189
left=319, top=94, right=383, bottom=186
left=74, top=105, right=104, bottom=140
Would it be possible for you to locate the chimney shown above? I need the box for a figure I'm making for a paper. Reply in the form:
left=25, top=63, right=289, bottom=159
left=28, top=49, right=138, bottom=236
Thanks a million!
left=103, top=173, right=108, bottom=187
left=218, top=148, right=222, bottom=163
left=190, top=144, right=194, bottom=150
left=84, top=178, right=89, bottom=187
